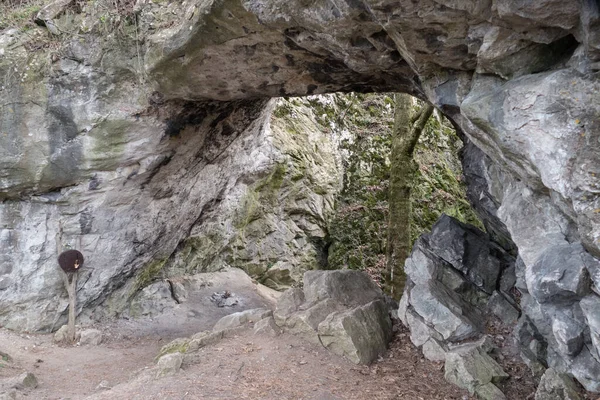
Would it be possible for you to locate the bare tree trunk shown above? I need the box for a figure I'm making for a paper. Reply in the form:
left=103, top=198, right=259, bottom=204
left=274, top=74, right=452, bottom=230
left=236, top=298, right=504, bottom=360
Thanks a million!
left=385, top=93, right=434, bottom=299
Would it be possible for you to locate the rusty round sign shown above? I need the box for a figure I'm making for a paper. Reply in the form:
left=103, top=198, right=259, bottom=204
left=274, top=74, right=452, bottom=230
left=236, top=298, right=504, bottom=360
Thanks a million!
left=58, top=250, right=84, bottom=273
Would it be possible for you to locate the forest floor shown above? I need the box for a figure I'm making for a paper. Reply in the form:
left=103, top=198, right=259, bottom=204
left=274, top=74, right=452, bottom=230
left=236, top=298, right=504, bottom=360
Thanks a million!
left=0, top=270, right=568, bottom=400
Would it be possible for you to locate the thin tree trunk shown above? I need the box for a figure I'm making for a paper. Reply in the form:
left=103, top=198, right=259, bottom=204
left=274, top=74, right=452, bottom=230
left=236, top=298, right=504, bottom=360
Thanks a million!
left=385, top=93, right=433, bottom=299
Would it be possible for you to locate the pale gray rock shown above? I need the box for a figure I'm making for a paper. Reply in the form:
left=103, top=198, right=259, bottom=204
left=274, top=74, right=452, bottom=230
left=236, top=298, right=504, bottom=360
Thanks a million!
left=318, top=300, right=392, bottom=365
left=0, top=390, right=16, bottom=400
left=303, top=270, right=384, bottom=308
left=128, top=282, right=178, bottom=318
left=79, top=329, right=103, bottom=346
left=1, top=0, right=600, bottom=393
left=445, top=343, right=509, bottom=399
left=273, top=288, right=305, bottom=326
left=422, top=338, right=447, bottom=362
left=212, top=308, right=272, bottom=332
left=95, top=380, right=111, bottom=391
left=156, top=353, right=183, bottom=378
left=409, top=282, right=481, bottom=342
left=535, top=368, right=582, bottom=400
left=253, top=317, right=280, bottom=337
left=528, top=244, right=591, bottom=304
left=580, top=295, right=600, bottom=361
left=488, top=291, right=520, bottom=326
left=0, top=372, right=37, bottom=391
left=551, top=314, right=584, bottom=358
left=571, top=348, right=600, bottom=392
left=282, top=299, right=342, bottom=345
left=53, top=324, right=80, bottom=343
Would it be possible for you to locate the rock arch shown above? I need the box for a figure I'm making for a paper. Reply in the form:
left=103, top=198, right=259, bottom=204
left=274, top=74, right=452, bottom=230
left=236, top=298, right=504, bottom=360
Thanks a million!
left=0, top=0, right=599, bottom=390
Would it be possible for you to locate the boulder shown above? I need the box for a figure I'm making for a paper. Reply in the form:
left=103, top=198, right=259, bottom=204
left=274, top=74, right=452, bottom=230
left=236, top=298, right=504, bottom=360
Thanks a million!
left=128, top=281, right=178, bottom=318
left=282, top=299, right=342, bottom=345
left=409, top=282, right=481, bottom=342
left=303, top=270, right=384, bottom=307
left=580, top=295, right=600, bottom=361
left=273, top=288, right=305, bottom=326
left=212, top=308, right=272, bottom=332
left=53, top=325, right=80, bottom=343
left=79, top=329, right=103, bottom=346
left=275, top=270, right=392, bottom=364
left=253, top=317, right=280, bottom=337
left=535, top=368, right=582, bottom=400
left=318, top=300, right=392, bottom=365
left=156, top=353, right=183, bottom=378
left=445, top=343, right=509, bottom=400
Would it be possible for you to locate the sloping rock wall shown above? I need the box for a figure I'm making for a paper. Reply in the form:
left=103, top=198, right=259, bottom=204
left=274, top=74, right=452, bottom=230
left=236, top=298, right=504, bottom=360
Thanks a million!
left=163, top=97, right=342, bottom=290
left=1, top=0, right=600, bottom=390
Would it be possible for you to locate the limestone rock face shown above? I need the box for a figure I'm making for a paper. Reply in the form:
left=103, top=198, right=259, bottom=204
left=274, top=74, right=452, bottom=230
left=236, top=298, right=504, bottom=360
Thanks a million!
left=1, top=0, right=600, bottom=391
left=401, top=215, right=513, bottom=354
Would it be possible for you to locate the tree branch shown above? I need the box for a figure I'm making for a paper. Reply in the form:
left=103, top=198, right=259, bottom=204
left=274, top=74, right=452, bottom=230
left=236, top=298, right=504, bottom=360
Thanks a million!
left=406, top=104, right=434, bottom=156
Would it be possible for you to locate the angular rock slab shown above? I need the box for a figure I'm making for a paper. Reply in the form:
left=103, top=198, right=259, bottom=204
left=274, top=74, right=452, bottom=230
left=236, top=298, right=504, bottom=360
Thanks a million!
left=156, top=353, right=183, bottom=378
left=212, top=308, right=272, bottom=332
left=535, top=368, right=582, bottom=400
left=428, top=215, right=504, bottom=294
left=528, top=244, right=591, bottom=304
left=409, top=281, right=481, bottom=342
left=318, top=300, right=392, bottom=365
left=445, top=343, right=509, bottom=400
left=580, top=294, right=600, bottom=362
left=303, top=270, right=384, bottom=307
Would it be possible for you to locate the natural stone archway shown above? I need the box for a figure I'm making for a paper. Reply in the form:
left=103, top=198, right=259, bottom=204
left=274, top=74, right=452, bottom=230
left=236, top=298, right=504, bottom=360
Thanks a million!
left=1, top=0, right=600, bottom=391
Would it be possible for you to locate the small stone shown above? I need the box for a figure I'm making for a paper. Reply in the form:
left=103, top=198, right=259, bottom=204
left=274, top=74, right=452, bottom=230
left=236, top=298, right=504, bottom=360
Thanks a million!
left=213, top=308, right=272, bottom=331
left=156, top=353, right=183, bottom=377
left=95, top=380, right=111, bottom=391
left=79, top=329, right=103, bottom=346
left=0, top=390, right=17, bottom=400
left=253, top=317, right=280, bottom=337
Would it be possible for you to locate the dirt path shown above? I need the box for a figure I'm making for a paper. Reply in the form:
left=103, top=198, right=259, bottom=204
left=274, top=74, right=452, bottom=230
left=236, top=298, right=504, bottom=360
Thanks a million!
left=1, top=324, right=475, bottom=400
left=0, top=269, right=531, bottom=399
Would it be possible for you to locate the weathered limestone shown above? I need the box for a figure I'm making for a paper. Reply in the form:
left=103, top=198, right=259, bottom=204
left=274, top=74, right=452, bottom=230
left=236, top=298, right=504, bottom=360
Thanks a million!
left=79, top=329, right=103, bottom=346
left=276, top=270, right=392, bottom=364
left=445, top=342, right=509, bottom=400
left=212, top=308, right=272, bottom=332
left=1, top=0, right=600, bottom=392
left=535, top=368, right=582, bottom=400
left=156, top=353, right=183, bottom=378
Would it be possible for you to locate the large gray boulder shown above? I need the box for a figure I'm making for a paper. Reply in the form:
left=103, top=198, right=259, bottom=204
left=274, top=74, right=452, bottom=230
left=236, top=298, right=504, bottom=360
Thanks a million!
left=318, top=300, right=392, bottom=364
left=303, top=270, right=385, bottom=307
left=275, top=270, right=392, bottom=364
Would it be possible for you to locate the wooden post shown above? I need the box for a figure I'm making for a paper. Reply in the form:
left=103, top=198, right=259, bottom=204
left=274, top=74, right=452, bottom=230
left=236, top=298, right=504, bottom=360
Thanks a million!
left=58, top=248, right=84, bottom=343
left=65, top=272, right=78, bottom=343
